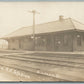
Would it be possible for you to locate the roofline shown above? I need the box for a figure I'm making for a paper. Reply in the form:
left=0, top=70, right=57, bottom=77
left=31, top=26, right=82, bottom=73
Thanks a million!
left=2, top=18, right=84, bottom=40
left=69, top=18, right=76, bottom=30
left=1, top=29, right=78, bottom=40
left=3, top=18, right=70, bottom=38
left=71, top=18, right=84, bottom=26
left=2, top=29, right=84, bottom=40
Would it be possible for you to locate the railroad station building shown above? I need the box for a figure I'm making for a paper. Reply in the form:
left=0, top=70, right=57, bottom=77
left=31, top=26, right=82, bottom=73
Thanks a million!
left=2, top=16, right=84, bottom=52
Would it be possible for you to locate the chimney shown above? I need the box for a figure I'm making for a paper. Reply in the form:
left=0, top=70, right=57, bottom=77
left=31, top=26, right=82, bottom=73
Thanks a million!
left=59, top=15, right=64, bottom=21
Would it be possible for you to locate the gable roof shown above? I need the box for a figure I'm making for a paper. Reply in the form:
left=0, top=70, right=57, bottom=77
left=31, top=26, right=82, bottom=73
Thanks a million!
left=2, top=18, right=84, bottom=38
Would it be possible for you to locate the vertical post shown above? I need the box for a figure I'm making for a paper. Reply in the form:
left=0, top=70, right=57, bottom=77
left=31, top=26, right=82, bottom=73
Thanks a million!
left=28, top=10, right=39, bottom=51
left=33, top=11, right=35, bottom=50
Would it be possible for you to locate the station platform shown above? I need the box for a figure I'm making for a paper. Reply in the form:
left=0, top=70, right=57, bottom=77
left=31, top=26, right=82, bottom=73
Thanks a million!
left=0, top=49, right=84, bottom=55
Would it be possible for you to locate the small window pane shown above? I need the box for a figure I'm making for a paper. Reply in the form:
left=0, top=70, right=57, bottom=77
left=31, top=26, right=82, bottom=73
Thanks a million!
left=77, top=35, right=81, bottom=46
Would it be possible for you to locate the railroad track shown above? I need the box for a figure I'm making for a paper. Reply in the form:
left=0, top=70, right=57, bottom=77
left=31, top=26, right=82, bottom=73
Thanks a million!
left=0, top=64, right=65, bottom=81
left=0, top=53, right=84, bottom=68
left=0, top=50, right=84, bottom=81
left=0, top=55, right=84, bottom=69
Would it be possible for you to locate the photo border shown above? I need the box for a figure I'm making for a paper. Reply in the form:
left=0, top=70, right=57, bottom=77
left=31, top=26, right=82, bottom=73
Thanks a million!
left=0, top=0, right=84, bottom=84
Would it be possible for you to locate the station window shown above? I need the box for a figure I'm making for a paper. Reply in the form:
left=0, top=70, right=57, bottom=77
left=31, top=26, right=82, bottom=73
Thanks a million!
left=83, top=35, right=84, bottom=40
left=64, top=35, right=68, bottom=46
left=77, top=35, right=81, bottom=46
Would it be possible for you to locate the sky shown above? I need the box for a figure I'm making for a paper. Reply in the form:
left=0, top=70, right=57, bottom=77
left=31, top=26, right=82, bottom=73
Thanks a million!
left=0, top=2, right=84, bottom=37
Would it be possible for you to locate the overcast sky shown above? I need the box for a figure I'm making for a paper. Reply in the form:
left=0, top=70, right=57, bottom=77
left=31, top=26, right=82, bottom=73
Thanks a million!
left=0, top=2, right=84, bottom=37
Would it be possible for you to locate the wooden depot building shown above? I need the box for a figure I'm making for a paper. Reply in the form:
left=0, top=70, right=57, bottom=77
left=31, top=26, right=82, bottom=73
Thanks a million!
left=2, top=16, right=84, bottom=52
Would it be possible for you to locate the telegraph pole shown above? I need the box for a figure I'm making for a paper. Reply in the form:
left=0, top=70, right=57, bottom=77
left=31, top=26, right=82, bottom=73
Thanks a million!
left=28, top=10, right=39, bottom=50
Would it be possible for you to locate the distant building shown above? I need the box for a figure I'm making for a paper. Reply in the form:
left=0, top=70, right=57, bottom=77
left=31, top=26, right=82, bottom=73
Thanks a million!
left=2, top=16, right=84, bottom=52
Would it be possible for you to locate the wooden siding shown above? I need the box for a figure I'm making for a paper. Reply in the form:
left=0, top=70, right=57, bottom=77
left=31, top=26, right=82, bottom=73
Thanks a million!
left=73, top=32, right=84, bottom=51
left=7, top=31, right=84, bottom=52
left=7, top=31, right=74, bottom=52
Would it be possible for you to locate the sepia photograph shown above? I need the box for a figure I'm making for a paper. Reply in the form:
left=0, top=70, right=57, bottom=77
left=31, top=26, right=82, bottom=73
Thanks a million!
left=0, top=1, right=84, bottom=82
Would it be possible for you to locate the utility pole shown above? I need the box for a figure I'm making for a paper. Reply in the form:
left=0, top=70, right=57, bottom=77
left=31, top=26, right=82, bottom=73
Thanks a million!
left=28, top=10, right=40, bottom=50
